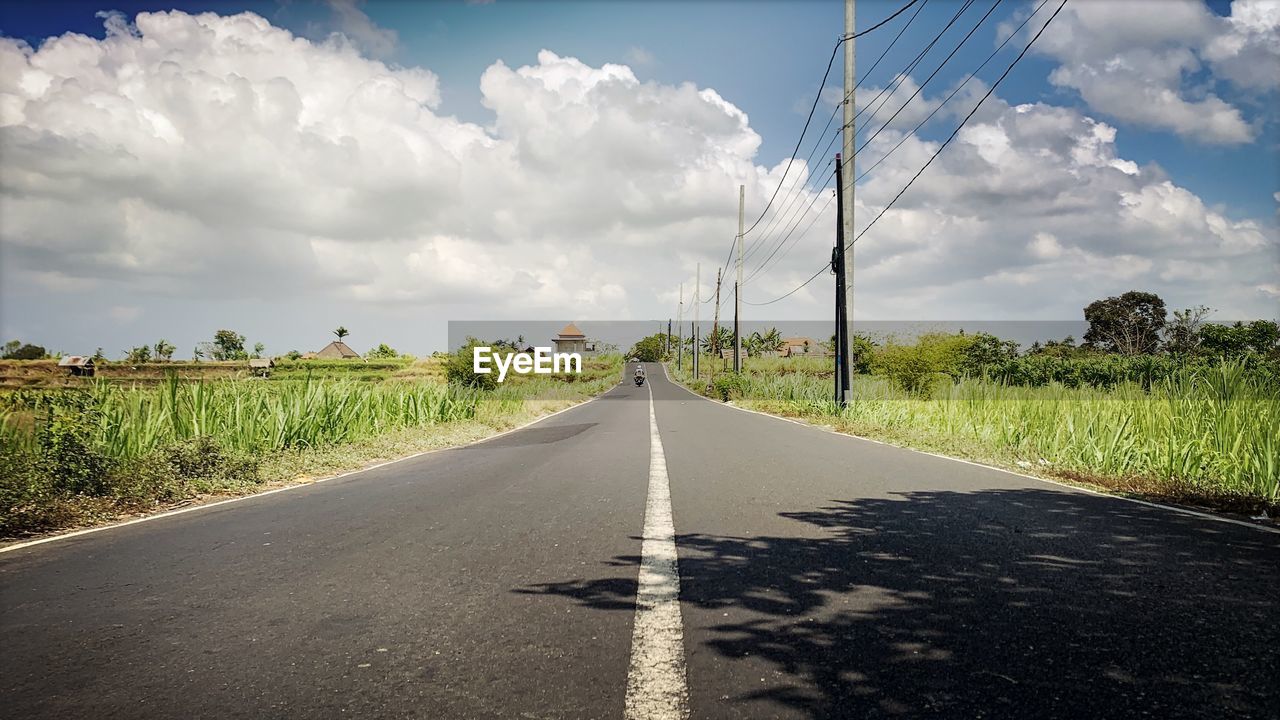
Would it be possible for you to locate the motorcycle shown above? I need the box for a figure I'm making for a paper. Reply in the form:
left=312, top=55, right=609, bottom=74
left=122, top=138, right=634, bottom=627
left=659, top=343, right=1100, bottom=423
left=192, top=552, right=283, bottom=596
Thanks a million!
left=634, top=372, right=646, bottom=387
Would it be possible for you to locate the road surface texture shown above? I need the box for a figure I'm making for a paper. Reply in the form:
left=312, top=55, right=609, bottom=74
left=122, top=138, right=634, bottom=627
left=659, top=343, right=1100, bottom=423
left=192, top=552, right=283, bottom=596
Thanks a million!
left=2, top=363, right=1277, bottom=718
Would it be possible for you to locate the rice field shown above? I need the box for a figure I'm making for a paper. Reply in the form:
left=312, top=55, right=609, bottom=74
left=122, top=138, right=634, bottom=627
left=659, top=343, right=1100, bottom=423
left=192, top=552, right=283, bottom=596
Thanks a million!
left=676, top=357, right=1279, bottom=506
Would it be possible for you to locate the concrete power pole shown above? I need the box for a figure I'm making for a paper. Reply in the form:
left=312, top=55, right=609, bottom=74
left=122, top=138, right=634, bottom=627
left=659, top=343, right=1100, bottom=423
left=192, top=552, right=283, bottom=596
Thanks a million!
left=734, top=184, right=744, bottom=373
left=677, top=283, right=684, bottom=372
left=840, top=0, right=856, bottom=406
left=694, top=262, right=701, bottom=380
left=712, top=269, right=721, bottom=381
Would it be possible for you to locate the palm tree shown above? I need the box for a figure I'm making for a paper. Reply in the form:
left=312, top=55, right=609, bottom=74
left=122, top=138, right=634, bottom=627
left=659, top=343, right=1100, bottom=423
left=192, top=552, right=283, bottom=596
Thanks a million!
left=333, top=326, right=349, bottom=342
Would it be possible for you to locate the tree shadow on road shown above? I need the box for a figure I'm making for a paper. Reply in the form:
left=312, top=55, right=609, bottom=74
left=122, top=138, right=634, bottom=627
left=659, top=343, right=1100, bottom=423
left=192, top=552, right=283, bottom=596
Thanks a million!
left=518, top=488, right=1279, bottom=719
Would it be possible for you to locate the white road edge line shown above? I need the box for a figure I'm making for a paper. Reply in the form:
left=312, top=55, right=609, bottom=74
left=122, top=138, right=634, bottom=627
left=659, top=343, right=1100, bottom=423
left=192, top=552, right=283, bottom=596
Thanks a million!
left=660, top=364, right=1279, bottom=536
left=624, top=379, right=690, bottom=720
left=1, top=392, right=610, bottom=555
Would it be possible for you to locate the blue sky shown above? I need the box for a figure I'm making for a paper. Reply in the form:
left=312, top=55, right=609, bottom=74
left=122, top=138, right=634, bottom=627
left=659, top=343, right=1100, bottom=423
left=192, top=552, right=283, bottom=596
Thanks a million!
left=0, top=1, right=1276, bottom=354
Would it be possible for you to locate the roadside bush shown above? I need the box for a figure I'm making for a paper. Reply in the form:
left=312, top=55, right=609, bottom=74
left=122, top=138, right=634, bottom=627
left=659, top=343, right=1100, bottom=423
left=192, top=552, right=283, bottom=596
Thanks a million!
left=37, top=394, right=114, bottom=495
left=712, top=372, right=747, bottom=401
left=444, top=337, right=498, bottom=391
left=118, top=436, right=261, bottom=503
left=870, top=333, right=971, bottom=395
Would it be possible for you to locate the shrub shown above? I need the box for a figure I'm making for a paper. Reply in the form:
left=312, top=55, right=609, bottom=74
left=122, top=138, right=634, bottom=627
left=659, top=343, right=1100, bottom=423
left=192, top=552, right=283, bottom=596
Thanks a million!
left=37, top=394, right=114, bottom=496
left=366, top=343, right=399, bottom=359
left=870, top=333, right=972, bottom=395
left=118, top=437, right=260, bottom=503
left=444, top=337, right=498, bottom=391
left=712, top=372, right=747, bottom=401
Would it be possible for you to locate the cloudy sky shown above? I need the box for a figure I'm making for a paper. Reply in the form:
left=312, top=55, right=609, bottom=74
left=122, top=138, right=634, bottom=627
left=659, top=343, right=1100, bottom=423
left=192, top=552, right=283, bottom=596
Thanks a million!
left=1, top=0, right=1277, bottom=356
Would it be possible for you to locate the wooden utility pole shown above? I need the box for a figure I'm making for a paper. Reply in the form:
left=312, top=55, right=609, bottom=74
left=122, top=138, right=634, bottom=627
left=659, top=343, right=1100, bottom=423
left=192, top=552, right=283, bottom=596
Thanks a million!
left=840, top=0, right=856, bottom=407
left=734, top=184, right=744, bottom=373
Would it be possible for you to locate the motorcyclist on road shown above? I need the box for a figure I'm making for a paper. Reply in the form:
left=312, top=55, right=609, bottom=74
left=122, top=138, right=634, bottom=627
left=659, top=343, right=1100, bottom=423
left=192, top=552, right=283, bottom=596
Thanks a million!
left=634, top=365, right=646, bottom=385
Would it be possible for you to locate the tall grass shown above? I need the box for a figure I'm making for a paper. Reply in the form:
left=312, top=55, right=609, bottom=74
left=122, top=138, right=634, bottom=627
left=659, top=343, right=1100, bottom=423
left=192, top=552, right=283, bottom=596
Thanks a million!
left=696, top=361, right=1279, bottom=505
left=2, top=376, right=483, bottom=460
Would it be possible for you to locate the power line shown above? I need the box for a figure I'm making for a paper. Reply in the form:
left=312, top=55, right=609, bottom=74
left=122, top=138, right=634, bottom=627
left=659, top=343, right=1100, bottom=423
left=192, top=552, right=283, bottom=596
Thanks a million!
left=849, top=0, right=976, bottom=140
left=740, top=0, right=977, bottom=287
left=718, top=0, right=931, bottom=282
left=845, top=0, right=924, bottom=40
left=739, top=39, right=842, bottom=242
left=849, top=0, right=1069, bottom=252
left=857, top=0, right=1053, bottom=184
left=744, top=0, right=1070, bottom=308
left=740, top=0, right=928, bottom=270
left=744, top=189, right=837, bottom=285
left=854, top=0, right=1001, bottom=156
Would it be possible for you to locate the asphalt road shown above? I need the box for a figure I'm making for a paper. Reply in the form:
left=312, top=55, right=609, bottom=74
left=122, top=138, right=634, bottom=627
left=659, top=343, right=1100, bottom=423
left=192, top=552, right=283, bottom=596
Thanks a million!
left=2, top=363, right=1277, bottom=719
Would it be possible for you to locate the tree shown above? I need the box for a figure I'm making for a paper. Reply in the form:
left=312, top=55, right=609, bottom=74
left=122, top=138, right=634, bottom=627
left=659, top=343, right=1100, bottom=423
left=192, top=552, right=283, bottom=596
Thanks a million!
left=1163, top=306, right=1212, bottom=355
left=4, top=343, right=46, bottom=360
left=627, top=333, right=669, bottom=363
left=444, top=337, right=497, bottom=390
left=154, top=339, right=176, bottom=362
left=125, top=345, right=151, bottom=363
left=367, top=343, right=399, bottom=359
left=211, top=330, right=247, bottom=361
left=870, top=333, right=972, bottom=395
left=92, top=348, right=107, bottom=362
left=333, top=326, right=350, bottom=341
left=252, top=342, right=265, bottom=359
left=958, top=332, right=1019, bottom=377
left=1199, top=320, right=1280, bottom=359
left=285, top=350, right=302, bottom=360
left=848, top=333, right=877, bottom=375
left=1083, top=291, right=1167, bottom=355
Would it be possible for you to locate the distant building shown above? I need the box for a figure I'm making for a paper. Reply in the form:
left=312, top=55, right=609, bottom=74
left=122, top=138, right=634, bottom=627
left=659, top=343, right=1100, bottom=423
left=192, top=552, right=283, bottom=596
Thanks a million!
left=781, top=337, right=829, bottom=358
left=314, top=341, right=361, bottom=359
left=552, top=323, right=598, bottom=356
left=248, top=358, right=275, bottom=377
left=58, top=356, right=95, bottom=377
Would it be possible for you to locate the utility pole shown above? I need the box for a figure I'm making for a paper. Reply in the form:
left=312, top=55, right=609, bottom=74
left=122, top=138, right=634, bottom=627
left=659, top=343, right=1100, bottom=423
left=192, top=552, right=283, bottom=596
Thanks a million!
left=840, top=0, right=856, bottom=406
left=666, top=319, right=672, bottom=357
left=835, top=153, right=850, bottom=406
left=677, top=283, right=684, bottom=372
left=734, top=184, right=744, bottom=373
left=712, top=269, right=722, bottom=382
left=694, top=262, right=701, bottom=380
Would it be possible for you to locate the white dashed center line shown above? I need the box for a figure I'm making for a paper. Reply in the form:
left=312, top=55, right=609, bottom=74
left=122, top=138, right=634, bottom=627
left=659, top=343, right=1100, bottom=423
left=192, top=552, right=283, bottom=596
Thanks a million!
left=624, top=379, right=689, bottom=719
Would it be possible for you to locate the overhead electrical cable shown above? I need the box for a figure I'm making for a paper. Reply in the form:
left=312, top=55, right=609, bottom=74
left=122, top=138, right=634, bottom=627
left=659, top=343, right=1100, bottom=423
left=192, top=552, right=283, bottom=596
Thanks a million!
left=743, top=0, right=1069, bottom=307
left=716, top=0, right=931, bottom=282
left=740, top=0, right=931, bottom=270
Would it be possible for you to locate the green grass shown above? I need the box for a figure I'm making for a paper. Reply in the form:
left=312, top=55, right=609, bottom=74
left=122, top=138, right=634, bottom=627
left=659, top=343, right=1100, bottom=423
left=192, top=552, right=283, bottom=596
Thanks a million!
left=674, top=355, right=1278, bottom=511
left=0, top=356, right=622, bottom=538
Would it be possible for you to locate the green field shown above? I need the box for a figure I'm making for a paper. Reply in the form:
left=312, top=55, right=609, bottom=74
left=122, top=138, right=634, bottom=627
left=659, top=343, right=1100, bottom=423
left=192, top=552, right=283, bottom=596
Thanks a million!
left=0, top=355, right=622, bottom=537
left=673, top=355, right=1278, bottom=513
